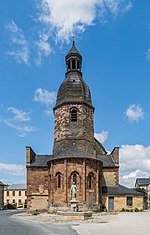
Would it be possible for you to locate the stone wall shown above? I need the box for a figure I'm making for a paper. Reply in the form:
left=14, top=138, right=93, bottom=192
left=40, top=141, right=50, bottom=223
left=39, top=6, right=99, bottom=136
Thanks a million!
left=27, top=167, right=49, bottom=211
left=53, top=103, right=95, bottom=155
left=48, top=158, right=102, bottom=208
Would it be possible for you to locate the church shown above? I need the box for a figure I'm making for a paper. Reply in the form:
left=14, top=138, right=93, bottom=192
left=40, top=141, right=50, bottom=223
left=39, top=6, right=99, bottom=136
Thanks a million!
left=26, top=42, right=143, bottom=212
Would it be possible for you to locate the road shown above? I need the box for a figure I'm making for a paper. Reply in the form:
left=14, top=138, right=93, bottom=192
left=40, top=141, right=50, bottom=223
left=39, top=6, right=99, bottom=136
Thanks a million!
left=0, top=210, right=78, bottom=235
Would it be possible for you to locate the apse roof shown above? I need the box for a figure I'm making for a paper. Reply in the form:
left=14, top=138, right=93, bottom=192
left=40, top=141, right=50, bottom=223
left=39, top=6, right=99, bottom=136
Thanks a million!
left=51, top=144, right=93, bottom=160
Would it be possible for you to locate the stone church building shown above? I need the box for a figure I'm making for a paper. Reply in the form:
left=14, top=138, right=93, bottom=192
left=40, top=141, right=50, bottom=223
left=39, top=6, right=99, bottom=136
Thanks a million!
left=26, top=42, right=143, bottom=212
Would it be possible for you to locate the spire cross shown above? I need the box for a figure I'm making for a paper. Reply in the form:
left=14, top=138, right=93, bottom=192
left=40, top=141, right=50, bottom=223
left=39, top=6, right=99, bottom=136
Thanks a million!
left=72, top=36, right=75, bottom=45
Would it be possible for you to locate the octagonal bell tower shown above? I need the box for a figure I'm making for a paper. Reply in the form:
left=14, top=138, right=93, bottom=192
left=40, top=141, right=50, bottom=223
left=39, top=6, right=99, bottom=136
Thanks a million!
left=53, top=41, right=95, bottom=157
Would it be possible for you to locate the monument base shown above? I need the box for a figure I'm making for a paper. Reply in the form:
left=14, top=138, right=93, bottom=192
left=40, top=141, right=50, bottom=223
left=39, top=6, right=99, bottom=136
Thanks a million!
left=57, top=211, right=92, bottom=221
left=70, top=199, right=79, bottom=212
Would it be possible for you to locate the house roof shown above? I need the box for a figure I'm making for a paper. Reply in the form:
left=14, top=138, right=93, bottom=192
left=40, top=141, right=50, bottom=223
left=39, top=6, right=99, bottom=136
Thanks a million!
left=97, top=155, right=115, bottom=167
left=0, top=181, right=4, bottom=186
left=5, top=184, right=26, bottom=191
left=135, top=178, right=150, bottom=186
left=30, top=155, right=52, bottom=167
left=102, top=184, right=143, bottom=196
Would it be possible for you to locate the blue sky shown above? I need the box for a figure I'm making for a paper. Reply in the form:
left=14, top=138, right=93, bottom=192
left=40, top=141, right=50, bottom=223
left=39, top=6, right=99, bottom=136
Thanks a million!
left=0, top=0, right=150, bottom=187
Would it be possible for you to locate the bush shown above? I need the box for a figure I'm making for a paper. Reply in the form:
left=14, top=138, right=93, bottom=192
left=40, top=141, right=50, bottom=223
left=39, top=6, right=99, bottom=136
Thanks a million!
left=32, top=210, right=39, bottom=215
left=120, top=208, right=126, bottom=212
left=102, top=205, right=107, bottom=212
left=134, top=208, right=140, bottom=212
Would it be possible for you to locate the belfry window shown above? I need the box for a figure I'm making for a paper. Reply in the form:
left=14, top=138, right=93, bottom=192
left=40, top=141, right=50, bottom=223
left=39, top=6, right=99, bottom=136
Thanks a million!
left=68, top=61, right=70, bottom=70
left=77, top=61, right=79, bottom=70
left=72, top=60, right=76, bottom=69
left=70, top=108, right=77, bottom=122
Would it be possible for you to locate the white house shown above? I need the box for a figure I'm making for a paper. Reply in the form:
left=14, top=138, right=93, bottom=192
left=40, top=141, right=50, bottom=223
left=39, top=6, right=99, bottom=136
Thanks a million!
left=4, top=184, right=27, bottom=208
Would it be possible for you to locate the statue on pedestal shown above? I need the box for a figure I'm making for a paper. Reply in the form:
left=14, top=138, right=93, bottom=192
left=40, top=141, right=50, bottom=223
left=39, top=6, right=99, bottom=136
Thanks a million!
left=70, top=182, right=78, bottom=211
left=70, top=182, right=78, bottom=200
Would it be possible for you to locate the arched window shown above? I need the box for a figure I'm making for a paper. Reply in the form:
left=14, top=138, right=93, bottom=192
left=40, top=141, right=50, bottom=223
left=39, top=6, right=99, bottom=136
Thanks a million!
left=58, top=174, right=61, bottom=188
left=70, top=108, right=77, bottom=122
left=55, top=172, right=62, bottom=189
left=88, top=173, right=95, bottom=189
left=73, top=173, right=77, bottom=184
left=89, top=175, right=92, bottom=189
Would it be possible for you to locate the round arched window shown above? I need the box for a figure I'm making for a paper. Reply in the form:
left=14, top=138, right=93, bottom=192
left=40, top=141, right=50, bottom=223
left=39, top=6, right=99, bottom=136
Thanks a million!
left=70, top=108, right=77, bottom=122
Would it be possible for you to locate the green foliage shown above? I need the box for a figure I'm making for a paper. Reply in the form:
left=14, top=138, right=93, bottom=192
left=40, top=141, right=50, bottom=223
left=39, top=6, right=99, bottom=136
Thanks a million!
left=102, top=205, right=107, bottom=212
left=120, top=208, right=126, bottom=212
left=32, top=210, right=39, bottom=215
left=134, top=208, right=140, bottom=212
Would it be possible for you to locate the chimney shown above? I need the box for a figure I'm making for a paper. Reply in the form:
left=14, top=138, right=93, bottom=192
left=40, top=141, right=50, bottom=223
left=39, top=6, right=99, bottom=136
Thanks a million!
left=26, top=146, right=36, bottom=166
left=111, top=147, right=119, bottom=166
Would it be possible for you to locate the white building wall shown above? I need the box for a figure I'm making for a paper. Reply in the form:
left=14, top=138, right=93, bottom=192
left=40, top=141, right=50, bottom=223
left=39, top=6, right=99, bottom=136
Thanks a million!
left=4, top=190, right=27, bottom=208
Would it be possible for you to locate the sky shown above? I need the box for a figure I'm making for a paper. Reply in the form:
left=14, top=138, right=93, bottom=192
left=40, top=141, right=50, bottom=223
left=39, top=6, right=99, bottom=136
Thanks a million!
left=0, top=0, right=150, bottom=188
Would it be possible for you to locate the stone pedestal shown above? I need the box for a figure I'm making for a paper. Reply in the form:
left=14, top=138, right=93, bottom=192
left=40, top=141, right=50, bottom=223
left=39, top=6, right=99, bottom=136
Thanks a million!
left=70, top=199, right=79, bottom=212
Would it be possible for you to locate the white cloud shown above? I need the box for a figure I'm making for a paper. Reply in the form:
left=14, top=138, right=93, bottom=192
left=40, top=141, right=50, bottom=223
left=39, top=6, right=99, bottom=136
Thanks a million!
left=35, top=40, right=53, bottom=65
left=4, top=120, right=36, bottom=137
left=146, top=48, right=150, bottom=60
left=6, top=20, right=29, bottom=64
left=8, top=107, right=31, bottom=122
left=5, top=1, right=132, bottom=65
left=34, top=88, right=56, bottom=115
left=125, top=104, right=144, bottom=121
left=0, top=163, right=25, bottom=176
left=4, top=120, right=35, bottom=133
left=120, top=144, right=150, bottom=187
left=38, top=0, right=132, bottom=42
left=94, top=130, right=108, bottom=144
left=0, top=106, right=35, bottom=137
left=34, top=88, right=56, bottom=116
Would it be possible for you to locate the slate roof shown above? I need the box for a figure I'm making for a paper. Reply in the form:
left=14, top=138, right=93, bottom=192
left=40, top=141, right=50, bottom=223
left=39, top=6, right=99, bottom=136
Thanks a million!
left=66, top=41, right=81, bottom=58
left=56, top=72, right=92, bottom=107
left=0, top=181, right=4, bottom=186
left=28, top=148, right=116, bottom=166
left=135, top=178, right=150, bottom=186
left=97, top=155, right=115, bottom=167
left=30, top=155, right=52, bottom=167
left=6, top=184, right=26, bottom=191
left=51, top=145, right=94, bottom=160
left=102, top=184, right=143, bottom=195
